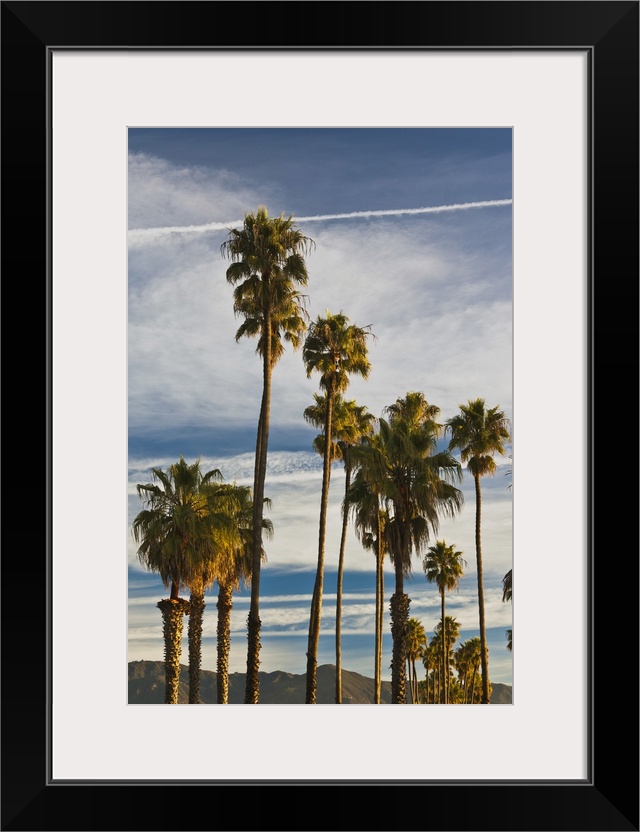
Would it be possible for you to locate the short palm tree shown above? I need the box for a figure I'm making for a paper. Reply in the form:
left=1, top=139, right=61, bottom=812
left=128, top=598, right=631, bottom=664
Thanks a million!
left=422, top=540, right=466, bottom=704
left=433, top=615, right=461, bottom=703
left=132, top=456, right=223, bottom=704
left=406, top=618, right=427, bottom=703
left=421, top=642, right=437, bottom=703
left=446, top=398, right=511, bottom=704
left=502, top=568, right=513, bottom=653
left=302, top=311, right=373, bottom=704
left=454, top=637, right=481, bottom=703
left=463, top=637, right=482, bottom=703
left=379, top=392, right=464, bottom=704
left=221, top=206, right=314, bottom=704
left=428, top=633, right=443, bottom=702
left=214, top=485, right=272, bottom=704
left=186, top=478, right=245, bottom=704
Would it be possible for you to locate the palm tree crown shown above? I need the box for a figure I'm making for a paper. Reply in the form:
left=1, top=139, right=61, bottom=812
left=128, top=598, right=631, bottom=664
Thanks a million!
left=221, top=206, right=315, bottom=364
left=132, top=456, right=225, bottom=597
left=423, top=540, right=466, bottom=597
left=446, top=398, right=511, bottom=478
left=302, top=310, right=372, bottom=394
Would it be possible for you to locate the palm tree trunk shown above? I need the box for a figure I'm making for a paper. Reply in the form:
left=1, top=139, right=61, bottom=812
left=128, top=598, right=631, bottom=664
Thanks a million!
left=374, top=510, right=384, bottom=704
left=306, top=380, right=334, bottom=704
left=469, top=666, right=478, bottom=703
left=187, top=590, right=205, bottom=704
left=474, top=473, right=490, bottom=704
left=245, top=309, right=273, bottom=704
left=216, top=582, right=233, bottom=704
left=157, top=597, right=189, bottom=704
left=441, top=590, right=447, bottom=704
left=390, top=563, right=409, bottom=704
left=335, top=455, right=351, bottom=703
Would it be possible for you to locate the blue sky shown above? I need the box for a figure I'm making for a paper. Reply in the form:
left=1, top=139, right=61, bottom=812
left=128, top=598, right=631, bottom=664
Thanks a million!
left=127, top=127, right=514, bottom=690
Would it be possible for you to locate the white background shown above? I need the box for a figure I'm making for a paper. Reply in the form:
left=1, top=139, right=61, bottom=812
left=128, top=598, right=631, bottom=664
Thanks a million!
left=52, top=50, right=588, bottom=781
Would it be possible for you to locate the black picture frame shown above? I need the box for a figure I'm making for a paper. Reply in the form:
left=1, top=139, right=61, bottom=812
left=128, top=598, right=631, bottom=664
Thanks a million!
left=2, top=2, right=638, bottom=830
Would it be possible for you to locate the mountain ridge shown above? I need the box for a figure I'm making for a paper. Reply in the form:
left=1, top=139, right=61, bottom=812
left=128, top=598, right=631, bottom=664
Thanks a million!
left=129, top=660, right=512, bottom=704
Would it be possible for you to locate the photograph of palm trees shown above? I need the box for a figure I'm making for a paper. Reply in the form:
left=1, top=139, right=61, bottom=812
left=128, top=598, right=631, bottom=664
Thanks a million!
left=128, top=127, right=513, bottom=705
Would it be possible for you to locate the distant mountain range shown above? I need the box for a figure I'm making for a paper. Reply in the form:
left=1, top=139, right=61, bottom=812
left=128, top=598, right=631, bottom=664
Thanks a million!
left=129, top=661, right=512, bottom=704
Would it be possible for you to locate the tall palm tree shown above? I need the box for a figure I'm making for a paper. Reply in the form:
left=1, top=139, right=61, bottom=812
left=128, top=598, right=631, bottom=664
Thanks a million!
left=348, top=431, right=389, bottom=703
left=221, top=206, right=314, bottom=704
left=422, top=540, right=466, bottom=704
left=446, top=398, right=511, bottom=704
left=132, top=456, right=223, bottom=704
left=379, top=392, right=464, bottom=704
left=304, top=392, right=374, bottom=703
left=406, top=617, right=427, bottom=703
left=214, top=486, right=272, bottom=704
left=302, top=311, right=373, bottom=704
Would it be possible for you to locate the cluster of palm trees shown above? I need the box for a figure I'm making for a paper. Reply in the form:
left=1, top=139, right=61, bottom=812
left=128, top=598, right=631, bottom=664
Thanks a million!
left=404, top=539, right=489, bottom=705
left=131, top=456, right=270, bottom=704
left=420, top=625, right=487, bottom=705
left=131, top=206, right=511, bottom=705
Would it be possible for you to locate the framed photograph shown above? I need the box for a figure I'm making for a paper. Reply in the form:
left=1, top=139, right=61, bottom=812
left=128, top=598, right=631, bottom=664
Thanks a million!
left=3, top=2, right=637, bottom=830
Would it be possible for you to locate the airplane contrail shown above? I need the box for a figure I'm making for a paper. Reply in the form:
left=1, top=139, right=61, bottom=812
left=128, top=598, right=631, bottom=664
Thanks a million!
left=128, top=199, right=512, bottom=243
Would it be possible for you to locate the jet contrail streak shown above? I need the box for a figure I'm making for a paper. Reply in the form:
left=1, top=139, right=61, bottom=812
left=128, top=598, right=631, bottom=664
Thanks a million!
left=128, top=199, right=512, bottom=241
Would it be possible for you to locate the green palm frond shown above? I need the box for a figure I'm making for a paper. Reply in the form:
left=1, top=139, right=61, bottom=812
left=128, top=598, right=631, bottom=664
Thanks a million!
left=446, top=397, right=511, bottom=475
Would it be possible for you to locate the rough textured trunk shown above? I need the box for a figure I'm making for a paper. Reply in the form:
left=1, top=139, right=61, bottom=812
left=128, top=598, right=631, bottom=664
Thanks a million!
left=188, top=590, right=205, bottom=704
left=305, top=380, right=334, bottom=704
left=390, top=587, right=409, bottom=704
left=335, top=456, right=351, bottom=703
left=474, top=473, right=490, bottom=703
left=216, top=582, right=233, bottom=704
left=157, top=597, right=190, bottom=704
left=245, top=309, right=272, bottom=704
